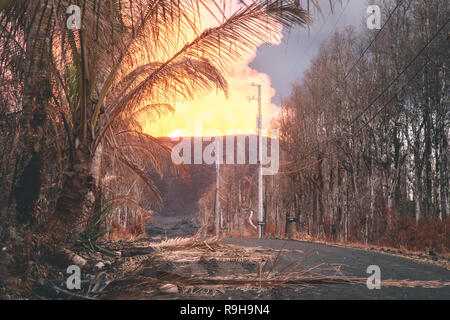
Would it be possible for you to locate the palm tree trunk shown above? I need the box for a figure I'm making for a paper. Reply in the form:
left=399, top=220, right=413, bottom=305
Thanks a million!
left=44, top=146, right=92, bottom=243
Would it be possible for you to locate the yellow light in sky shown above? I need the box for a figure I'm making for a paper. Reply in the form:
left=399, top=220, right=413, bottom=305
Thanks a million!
left=168, top=129, right=185, bottom=138
left=144, top=57, right=279, bottom=137
left=139, top=0, right=283, bottom=137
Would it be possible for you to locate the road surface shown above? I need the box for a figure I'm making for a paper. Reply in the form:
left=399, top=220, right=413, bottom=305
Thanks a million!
left=219, top=238, right=450, bottom=300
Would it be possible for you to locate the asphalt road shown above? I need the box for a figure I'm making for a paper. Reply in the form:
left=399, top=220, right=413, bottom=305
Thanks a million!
left=222, top=238, right=450, bottom=300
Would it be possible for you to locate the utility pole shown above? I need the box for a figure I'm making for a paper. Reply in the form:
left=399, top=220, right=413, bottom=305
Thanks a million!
left=214, top=140, right=220, bottom=237
left=251, top=83, right=264, bottom=239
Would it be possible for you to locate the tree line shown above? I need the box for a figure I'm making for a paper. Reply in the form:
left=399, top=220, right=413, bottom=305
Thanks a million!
left=204, top=0, right=448, bottom=253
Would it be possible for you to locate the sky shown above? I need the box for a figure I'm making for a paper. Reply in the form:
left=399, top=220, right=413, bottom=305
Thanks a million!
left=145, top=0, right=370, bottom=137
left=250, top=0, right=369, bottom=105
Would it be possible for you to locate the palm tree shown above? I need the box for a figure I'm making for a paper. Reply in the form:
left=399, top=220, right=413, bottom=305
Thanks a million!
left=0, top=0, right=318, bottom=253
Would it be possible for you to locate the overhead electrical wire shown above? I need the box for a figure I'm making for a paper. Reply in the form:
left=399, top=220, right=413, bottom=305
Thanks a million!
left=342, top=0, right=405, bottom=82
left=279, top=18, right=449, bottom=175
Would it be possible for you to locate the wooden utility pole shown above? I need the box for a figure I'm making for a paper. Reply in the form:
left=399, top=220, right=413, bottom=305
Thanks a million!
left=215, top=140, right=220, bottom=237
left=252, top=83, right=264, bottom=239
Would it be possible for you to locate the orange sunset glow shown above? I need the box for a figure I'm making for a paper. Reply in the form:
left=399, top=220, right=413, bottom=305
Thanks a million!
left=142, top=59, right=279, bottom=137
left=4, top=0, right=448, bottom=302
left=138, top=0, right=282, bottom=137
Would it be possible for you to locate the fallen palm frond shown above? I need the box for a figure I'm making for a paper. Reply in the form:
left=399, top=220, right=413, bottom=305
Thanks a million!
left=179, top=274, right=450, bottom=290
left=90, top=235, right=450, bottom=300
left=98, top=272, right=450, bottom=300
left=147, top=237, right=307, bottom=264
left=151, top=235, right=205, bottom=248
left=153, top=247, right=274, bottom=263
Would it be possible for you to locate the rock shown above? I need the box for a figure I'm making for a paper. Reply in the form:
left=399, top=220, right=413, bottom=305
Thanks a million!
left=159, top=283, right=178, bottom=294
left=49, top=249, right=87, bottom=268
left=95, top=262, right=105, bottom=270
left=63, top=249, right=87, bottom=267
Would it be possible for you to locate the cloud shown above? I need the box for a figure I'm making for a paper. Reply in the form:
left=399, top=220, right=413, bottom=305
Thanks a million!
left=143, top=0, right=282, bottom=137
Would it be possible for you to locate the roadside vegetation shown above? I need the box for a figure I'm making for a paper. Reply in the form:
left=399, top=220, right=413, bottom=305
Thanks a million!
left=199, top=0, right=449, bottom=256
left=0, top=0, right=313, bottom=298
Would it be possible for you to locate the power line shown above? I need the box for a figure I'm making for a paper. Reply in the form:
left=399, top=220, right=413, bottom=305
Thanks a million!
left=280, top=60, right=427, bottom=175
left=282, top=4, right=441, bottom=166
left=286, top=0, right=403, bottom=142
left=293, top=0, right=348, bottom=68
left=279, top=18, right=449, bottom=175
left=329, top=0, right=351, bottom=33
left=342, top=0, right=405, bottom=82
left=343, top=18, right=448, bottom=130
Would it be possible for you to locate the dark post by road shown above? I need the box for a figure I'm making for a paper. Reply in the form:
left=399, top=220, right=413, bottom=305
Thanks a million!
left=286, top=217, right=297, bottom=239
